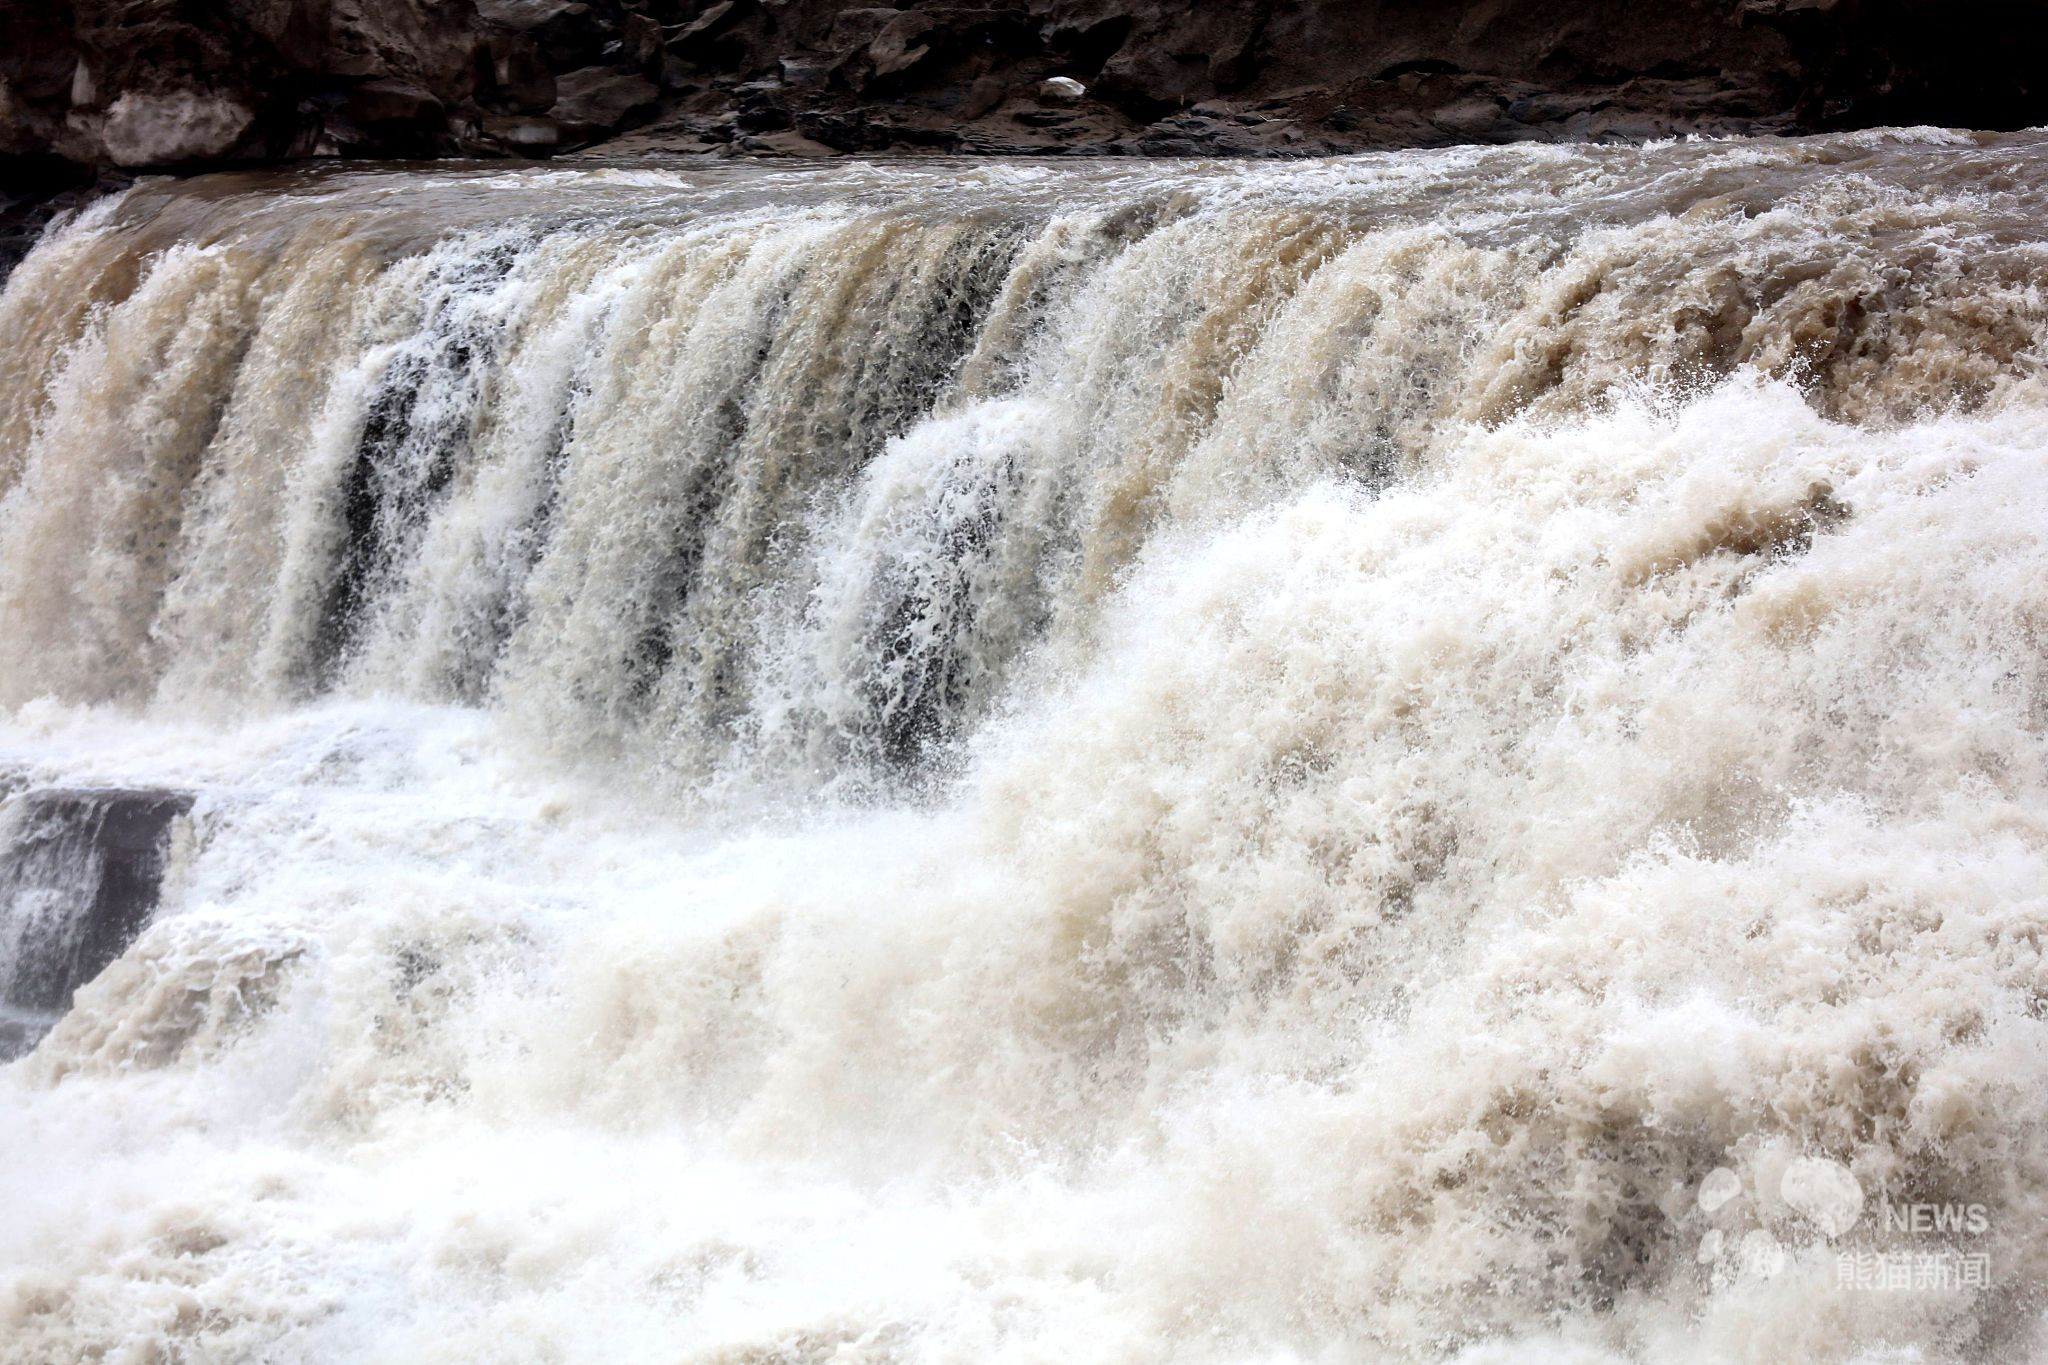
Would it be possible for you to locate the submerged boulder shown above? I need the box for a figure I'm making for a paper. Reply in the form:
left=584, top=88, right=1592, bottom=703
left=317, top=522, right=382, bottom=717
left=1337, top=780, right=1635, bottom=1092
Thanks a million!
left=0, top=785, right=193, bottom=1059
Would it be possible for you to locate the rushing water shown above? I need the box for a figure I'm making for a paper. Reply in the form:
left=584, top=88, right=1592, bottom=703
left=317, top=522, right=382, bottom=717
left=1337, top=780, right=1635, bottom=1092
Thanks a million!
left=3, top=129, right=2048, bottom=1361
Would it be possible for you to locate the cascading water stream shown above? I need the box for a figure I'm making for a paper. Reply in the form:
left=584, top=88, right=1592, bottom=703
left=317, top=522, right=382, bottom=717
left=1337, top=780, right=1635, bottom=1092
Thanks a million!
left=1, top=131, right=2047, bottom=1362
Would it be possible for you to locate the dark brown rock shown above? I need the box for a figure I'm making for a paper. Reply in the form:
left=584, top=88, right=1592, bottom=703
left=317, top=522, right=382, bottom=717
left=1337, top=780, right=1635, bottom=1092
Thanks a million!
left=0, top=0, right=2043, bottom=181
left=551, top=65, right=660, bottom=141
left=1, top=786, right=194, bottom=1028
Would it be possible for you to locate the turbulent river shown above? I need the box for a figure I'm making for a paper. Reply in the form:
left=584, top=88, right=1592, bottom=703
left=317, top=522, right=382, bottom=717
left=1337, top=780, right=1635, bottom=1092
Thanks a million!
left=4, top=129, right=2048, bottom=1362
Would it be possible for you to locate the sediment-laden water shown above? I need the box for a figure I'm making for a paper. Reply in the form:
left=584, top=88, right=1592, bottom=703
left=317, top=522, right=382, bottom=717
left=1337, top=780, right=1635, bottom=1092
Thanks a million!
left=4, top=130, right=2048, bottom=1362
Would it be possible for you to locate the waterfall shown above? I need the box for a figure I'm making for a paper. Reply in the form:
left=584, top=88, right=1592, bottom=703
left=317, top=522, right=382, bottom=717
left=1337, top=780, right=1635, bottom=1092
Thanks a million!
left=2, top=130, right=2047, bottom=1361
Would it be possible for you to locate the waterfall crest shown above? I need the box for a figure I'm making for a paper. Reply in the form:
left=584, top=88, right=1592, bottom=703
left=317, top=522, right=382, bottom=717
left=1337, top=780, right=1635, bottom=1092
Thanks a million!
left=5, top=135, right=2045, bottom=791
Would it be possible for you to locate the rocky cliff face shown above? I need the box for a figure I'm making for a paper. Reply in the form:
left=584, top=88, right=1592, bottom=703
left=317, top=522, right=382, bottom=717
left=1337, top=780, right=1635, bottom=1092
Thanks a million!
left=1, top=0, right=2041, bottom=175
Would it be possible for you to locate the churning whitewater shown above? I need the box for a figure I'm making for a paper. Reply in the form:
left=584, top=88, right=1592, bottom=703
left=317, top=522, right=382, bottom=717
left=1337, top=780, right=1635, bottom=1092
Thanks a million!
left=4, top=130, right=2048, bottom=1362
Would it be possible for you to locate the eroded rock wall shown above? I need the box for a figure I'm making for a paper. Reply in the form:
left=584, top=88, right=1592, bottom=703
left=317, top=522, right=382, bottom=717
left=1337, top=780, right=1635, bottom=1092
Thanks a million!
left=0, top=2, right=2042, bottom=165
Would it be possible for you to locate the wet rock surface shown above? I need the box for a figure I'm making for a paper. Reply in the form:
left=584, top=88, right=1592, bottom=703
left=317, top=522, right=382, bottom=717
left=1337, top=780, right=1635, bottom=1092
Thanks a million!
left=0, top=785, right=193, bottom=1061
left=0, top=0, right=2041, bottom=179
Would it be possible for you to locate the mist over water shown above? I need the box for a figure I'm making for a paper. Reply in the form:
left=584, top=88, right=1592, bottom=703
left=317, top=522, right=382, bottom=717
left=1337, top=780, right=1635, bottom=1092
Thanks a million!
left=4, top=130, right=2048, bottom=1361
